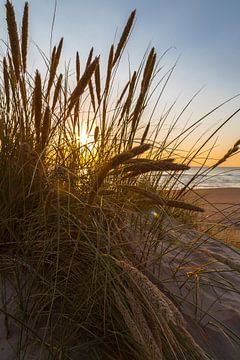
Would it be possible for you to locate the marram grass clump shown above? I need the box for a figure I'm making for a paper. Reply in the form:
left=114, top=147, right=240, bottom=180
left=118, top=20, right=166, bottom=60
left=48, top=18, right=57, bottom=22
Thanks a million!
left=2, top=1, right=239, bottom=359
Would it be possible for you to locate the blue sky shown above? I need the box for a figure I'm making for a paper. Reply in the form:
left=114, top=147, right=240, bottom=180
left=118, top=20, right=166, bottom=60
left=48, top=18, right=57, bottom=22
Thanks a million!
left=1, top=0, right=240, bottom=165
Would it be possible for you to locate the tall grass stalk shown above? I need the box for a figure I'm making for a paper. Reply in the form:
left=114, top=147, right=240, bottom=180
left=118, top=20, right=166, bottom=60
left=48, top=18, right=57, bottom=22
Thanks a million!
left=0, top=2, right=239, bottom=359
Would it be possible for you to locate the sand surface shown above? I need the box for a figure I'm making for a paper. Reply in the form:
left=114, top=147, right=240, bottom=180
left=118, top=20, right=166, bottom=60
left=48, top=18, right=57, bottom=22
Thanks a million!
left=190, top=187, right=240, bottom=215
left=132, top=200, right=240, bottom=359
left=187, top=187, right=240, bottom=246
left=130, top=187, right=240, bottom=359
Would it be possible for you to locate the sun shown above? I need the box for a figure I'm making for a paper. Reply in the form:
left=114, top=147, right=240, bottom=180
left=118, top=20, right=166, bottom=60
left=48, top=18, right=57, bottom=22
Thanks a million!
left=79, top=129, right=88, bottom=146
left=75, top=126, right=94, bottom=148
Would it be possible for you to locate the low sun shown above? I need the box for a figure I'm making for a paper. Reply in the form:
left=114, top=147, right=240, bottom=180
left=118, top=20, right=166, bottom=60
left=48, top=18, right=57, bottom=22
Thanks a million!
left=79, top=130, right=88, bottom=146
left=75, top=126, right=94, bottom=148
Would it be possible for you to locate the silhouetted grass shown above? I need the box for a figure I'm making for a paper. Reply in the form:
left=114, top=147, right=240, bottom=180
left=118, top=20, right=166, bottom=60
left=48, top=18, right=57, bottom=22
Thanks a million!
left=0, top=1, right=240, bottom=359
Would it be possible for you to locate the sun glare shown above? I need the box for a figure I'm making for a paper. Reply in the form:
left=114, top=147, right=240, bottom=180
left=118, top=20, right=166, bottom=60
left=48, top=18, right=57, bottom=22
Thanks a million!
left=75, top=126, right=95, bottom=149
left=79, top=129, right=88, bottom=146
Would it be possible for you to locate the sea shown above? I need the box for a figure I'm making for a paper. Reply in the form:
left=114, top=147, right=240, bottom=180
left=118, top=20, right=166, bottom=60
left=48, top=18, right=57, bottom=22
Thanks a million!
left=162, top=167, right=240, bottom=189
left=178, top=167, right=240, bottom=189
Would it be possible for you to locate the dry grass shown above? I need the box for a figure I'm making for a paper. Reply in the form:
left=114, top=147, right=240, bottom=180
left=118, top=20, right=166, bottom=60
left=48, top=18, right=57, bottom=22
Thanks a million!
left=0, top=2, right=239, bottom=359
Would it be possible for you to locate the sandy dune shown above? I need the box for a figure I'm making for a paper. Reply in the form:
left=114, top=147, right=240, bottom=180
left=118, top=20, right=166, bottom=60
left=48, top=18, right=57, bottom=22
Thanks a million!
left=135, top=219, right=240, bottom=359
left=1, top=187, right=240, bottom=359
left=187, top=187, right=240, bottom=247
left=188, top=187, right=240, bottom=221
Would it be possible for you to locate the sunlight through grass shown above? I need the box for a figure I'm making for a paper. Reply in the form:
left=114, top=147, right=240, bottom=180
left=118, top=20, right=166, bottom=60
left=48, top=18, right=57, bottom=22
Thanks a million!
left=0, top=2, right=239, bottom=359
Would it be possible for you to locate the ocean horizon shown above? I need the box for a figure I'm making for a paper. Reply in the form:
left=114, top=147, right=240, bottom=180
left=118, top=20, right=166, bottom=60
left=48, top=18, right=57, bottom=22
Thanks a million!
left=161, top=166, right=240, bottom=189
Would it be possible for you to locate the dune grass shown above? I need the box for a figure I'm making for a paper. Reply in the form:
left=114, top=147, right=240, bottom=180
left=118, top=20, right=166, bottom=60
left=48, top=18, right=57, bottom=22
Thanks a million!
left=0, top=1, right=240, bottom=359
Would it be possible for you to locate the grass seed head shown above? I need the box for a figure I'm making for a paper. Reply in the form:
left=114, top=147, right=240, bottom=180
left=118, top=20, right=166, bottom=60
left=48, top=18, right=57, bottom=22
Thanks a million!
left=21, top=2, right=28, bottom=73
left=113, top=10, right=136, bottom=66
left=33, top=70, right=42, bottom=144
left=6, top=0, right=21, bottom=81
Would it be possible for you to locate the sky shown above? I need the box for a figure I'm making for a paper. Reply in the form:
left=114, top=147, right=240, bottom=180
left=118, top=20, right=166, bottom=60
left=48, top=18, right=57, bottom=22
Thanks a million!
left=0, top=0, right=240, bottom=166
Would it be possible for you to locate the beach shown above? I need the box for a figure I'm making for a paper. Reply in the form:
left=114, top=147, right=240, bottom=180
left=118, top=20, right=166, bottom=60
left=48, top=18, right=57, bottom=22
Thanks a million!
left=1, top=0, right=240, bottom=357
left=187, top=187, right=240, bottom=247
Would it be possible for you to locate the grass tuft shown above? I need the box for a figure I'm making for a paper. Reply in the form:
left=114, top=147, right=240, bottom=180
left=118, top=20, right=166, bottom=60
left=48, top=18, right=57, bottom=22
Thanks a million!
left=0, top=2, right=239, bottom=359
